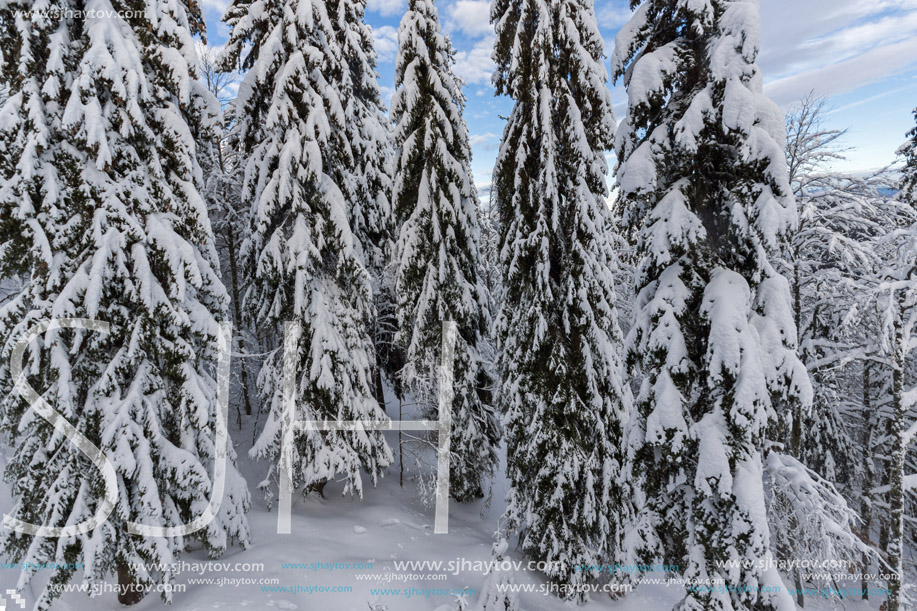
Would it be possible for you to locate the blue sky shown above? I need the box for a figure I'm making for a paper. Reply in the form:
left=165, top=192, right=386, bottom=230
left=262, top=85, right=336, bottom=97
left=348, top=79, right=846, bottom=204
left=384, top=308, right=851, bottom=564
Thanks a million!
left=200, top=0, right=917, bottom=191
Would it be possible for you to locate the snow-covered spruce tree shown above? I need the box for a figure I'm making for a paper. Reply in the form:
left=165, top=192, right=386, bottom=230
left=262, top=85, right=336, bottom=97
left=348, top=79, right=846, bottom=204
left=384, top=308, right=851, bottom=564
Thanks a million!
left=477, top=537, right=520, bottom=611
left=391, top=0, right=498, bottom=502
left=882, top=111, right=917, bottom=611
left=0, top=0, right=65, bottom=336
left=491, top=0, right=631, bottom=595
left=0, top=1, right=250, bottom=607
left=903, top=108, right=917, bottom=201
left=326, top=0, right=401, bottom=405
left=327, top=0, right=394, bottom=280
left=613, top=0, right=811, bottom=608
left=221, top=0, right=392, bottom=500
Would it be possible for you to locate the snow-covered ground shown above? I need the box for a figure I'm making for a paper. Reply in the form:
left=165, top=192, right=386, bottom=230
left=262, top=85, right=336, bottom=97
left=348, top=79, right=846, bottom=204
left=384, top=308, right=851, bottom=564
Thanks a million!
left=0, top=389, right=889, bottom=611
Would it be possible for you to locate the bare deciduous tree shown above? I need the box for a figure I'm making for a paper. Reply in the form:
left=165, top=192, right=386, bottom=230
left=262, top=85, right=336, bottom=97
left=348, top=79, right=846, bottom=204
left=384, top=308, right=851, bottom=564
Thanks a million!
left=785, top=92, right=850, bottom=196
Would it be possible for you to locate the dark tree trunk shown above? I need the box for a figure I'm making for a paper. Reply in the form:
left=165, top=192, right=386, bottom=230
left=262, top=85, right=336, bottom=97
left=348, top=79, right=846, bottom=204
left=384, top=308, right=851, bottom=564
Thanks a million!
left=861, top=364, right=874, bottom=601
left=790, top=257, right=804, bottom=457
left=399, top=398, right=404, bottom=488
left=887, top=308, right=906, bottom=611
left=226, top=223, right=254, bottom=417
left=794, top=568, right=804, bottom=608
left=117, top=563, right=145, bottom=606
left=373, top=355, right=386, bottom=413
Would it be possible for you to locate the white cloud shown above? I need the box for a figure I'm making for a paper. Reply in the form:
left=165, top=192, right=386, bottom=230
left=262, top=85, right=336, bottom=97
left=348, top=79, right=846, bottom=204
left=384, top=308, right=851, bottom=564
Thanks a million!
left=469, top=132, right=498, bottom=147
left=373, top=25, right=399, bottom=63
left=759, top=0, right=917, bottom=102
left=827, top=84, right=915, bottom=116
left=379, top=85, right=395, bottom=107
left=195, top=40, right=225, bottom=57
left=808, top=11, right=917, bottom=59
left=367, top=0, right=406, bottom=17
left=201, top=0, right=230, bottom=13
left=764, top=37, right=917, bottom=105
left=446, top=0, right=493, bottom=37
left=453, top=36, right=496, bottom=85
left=596, top=2, right=631, bottom=29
